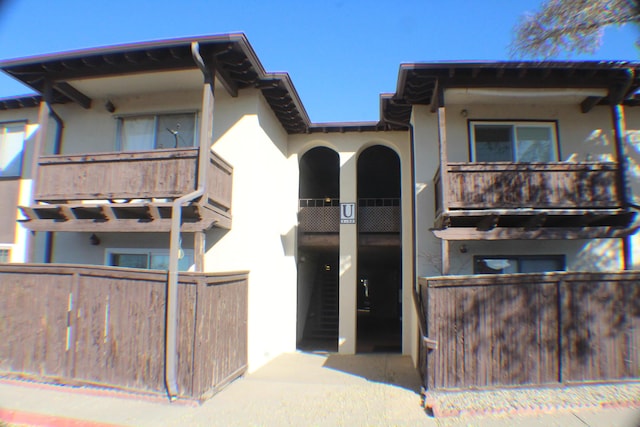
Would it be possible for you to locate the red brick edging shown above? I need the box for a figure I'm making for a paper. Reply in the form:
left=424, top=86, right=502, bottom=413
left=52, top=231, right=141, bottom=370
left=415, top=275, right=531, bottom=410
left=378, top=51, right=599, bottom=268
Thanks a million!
left=0, top=408, right=124, bottom=427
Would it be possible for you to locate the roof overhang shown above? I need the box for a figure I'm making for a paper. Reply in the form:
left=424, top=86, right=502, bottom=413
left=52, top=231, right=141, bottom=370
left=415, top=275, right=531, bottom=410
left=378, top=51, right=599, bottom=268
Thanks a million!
left=383, top=61, right=640, bottom=127
left=0, top=34, right=311, bottom=133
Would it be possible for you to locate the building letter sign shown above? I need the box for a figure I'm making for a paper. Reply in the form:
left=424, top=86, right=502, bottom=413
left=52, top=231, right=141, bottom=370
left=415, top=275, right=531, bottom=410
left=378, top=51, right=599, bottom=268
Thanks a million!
left=340, top=203, right=356, bottom=224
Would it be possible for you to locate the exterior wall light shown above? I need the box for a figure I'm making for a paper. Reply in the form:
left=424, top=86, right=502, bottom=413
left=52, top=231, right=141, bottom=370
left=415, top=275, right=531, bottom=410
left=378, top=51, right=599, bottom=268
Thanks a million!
left=89, top=234, right=101, bottom=246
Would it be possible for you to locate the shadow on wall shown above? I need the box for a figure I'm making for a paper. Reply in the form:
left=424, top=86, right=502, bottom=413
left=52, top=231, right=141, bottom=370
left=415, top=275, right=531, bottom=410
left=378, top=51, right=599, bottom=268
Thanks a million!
left=572, top=239, right=622, bottom=272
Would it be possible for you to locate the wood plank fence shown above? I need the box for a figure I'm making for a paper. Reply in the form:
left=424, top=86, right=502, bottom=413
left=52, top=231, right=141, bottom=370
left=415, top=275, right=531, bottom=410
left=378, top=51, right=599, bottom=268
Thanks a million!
left=418, top=271, right=640, bottom=390
left=0, top=264, right=248, bottom=400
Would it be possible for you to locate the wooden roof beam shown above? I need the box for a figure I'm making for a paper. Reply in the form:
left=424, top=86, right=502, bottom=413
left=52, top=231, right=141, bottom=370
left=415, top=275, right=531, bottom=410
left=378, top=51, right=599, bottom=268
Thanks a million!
left=581, top=96, right=604, bottom=113
left=53, top=82, right=92, bottom=109
left=523, top=213, right=547, bottom=230
left=476, top=214, right=499, bottom=231
left=192, top=42, right=238, bottom=97
left=608, top=68, right=635, bottom=105
left=214, top=63, right=239, bottom=97
left=429, top=79, right=443, bottom=113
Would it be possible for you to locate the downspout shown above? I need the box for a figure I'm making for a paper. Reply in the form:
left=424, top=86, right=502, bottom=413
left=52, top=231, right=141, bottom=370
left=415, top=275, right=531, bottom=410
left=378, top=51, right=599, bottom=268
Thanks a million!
left=610, top=68, right=635, bottom=270
left=164, top=41, right=212, bottom=400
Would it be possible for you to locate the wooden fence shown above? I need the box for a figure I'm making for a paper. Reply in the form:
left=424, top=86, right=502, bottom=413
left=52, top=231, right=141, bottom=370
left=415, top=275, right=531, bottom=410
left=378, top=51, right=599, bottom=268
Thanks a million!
left=0, top=264, right=248, bottom=400
left=418, top=271, right=640, bottom=390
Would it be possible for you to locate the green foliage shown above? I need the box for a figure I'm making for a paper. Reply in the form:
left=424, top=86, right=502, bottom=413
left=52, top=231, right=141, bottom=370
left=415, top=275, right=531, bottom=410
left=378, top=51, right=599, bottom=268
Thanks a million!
left=511, top=0, right=640, bottom=58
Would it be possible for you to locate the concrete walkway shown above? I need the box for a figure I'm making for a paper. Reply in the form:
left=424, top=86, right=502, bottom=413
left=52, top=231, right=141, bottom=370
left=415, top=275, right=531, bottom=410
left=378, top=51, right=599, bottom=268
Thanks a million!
left=0, top=352, right=638, bottom=427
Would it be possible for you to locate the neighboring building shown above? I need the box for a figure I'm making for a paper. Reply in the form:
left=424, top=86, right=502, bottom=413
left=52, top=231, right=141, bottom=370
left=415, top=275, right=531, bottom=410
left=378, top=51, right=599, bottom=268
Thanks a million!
left=1, top=34, right=639, bottom=396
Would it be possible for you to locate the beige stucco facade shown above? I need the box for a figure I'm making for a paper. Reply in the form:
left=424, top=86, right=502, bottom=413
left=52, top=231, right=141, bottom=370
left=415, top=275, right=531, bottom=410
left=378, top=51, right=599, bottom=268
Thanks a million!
left=412, top=97, right=640, bottom=281
left=1, top=44, right=640, bottom=375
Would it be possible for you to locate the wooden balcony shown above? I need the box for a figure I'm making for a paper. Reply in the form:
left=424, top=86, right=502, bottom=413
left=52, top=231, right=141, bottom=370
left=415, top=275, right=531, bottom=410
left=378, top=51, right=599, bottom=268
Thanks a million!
left=19, top=148, right=233, bottom=232
left=0, top=264, right=248, bottom=400
left=433, top=162, right=635, bottom=240
left=298, top=198, right=401, bottom=247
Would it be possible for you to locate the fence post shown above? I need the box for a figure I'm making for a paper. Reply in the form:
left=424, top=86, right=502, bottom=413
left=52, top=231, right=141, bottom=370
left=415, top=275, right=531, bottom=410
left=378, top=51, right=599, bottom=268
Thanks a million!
left=66, top=272, right=80, bottom=378
left=557, top=274, right=565, bottom=384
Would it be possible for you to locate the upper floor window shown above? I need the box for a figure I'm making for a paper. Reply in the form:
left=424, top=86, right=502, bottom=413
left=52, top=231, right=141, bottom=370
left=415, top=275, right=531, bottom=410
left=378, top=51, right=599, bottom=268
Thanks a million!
left=470, top=121, right=558, bottom=162
left=117, top=112, right=197, bottom=151
left=0, top=122, right=26, bottom=178
left=474, top=255, right=565, bottom=274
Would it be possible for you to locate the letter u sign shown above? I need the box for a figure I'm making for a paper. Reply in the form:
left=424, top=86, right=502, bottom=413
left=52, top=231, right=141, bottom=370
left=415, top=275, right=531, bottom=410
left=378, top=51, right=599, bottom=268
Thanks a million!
left=340, top=203, right=356, bottom=224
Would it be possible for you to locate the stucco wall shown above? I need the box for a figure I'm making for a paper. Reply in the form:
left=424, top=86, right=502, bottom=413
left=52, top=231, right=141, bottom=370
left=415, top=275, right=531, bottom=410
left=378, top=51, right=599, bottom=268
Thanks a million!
left=0, top=106, right=41, bottom=262
left=51, top=232, right=193, bottom=266
left=51, top=89, right=202, bottom=155
left=444, top=103, right=630, bottom=163
left=205, top=88, right=299, bottom=371
left=413, top=101, right=640, bottom=277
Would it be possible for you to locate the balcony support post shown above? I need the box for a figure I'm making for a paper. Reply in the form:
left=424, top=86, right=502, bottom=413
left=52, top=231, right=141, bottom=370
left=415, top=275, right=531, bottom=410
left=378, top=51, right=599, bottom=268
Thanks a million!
left=436, top=105, right=451, bottom=274
left=26, top=83, right=52, bottom=263
left=436, top=106, right=449, bottom=215
left=611, top=103, right=632, bottom=270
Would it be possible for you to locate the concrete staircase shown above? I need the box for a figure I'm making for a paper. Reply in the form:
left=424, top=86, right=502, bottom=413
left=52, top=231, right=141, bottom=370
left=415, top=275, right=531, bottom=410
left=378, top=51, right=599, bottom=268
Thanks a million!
left=304, top=265, right=338, bottom=340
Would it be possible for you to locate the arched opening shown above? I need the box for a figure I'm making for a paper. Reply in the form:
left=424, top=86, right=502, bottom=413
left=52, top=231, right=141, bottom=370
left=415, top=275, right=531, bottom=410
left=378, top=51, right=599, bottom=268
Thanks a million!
left=297, top=147, right=340, bottom=352
left=357, top=145, right=402, bottom=353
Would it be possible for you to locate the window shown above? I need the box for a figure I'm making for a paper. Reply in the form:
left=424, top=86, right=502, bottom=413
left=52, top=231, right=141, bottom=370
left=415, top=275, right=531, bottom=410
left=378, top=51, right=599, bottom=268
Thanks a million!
left=470, top=121, right=558, bottom=162
left=106, top=248, right=194, bottom=271
left=117, top=113, right=197, bottom=151
left=0, top=122, right=26, bottom=177
left=0, top=248, right=10, bottom=263
left=474, top=255, right=565, bottom=274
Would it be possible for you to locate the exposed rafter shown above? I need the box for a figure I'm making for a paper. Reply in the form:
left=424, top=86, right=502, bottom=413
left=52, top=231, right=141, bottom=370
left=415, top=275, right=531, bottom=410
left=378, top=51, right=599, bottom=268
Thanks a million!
left=53, top=82, right=91, bottom=109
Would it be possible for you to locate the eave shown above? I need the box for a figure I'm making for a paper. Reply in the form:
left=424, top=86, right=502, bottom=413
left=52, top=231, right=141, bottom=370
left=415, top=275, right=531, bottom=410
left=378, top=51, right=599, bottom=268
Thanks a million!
left=383, top=61, right=640, bottom=127
left=0, top=34, right=311, bottom=134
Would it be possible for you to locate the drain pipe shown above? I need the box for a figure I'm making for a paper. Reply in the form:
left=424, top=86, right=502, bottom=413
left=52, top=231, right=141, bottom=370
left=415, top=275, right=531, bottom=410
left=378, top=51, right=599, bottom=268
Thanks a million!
left=165, top=41, right=213, bottom=400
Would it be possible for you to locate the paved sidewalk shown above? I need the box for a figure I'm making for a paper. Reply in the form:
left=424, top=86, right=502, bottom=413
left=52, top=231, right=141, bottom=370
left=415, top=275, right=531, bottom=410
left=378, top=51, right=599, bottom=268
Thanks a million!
left=0, top=352, right=638, bottom=426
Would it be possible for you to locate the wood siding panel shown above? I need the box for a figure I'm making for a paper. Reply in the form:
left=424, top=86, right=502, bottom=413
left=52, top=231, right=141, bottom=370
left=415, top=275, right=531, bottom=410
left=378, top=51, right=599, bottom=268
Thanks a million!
left=35, top=149, right=199, bottom=201
left=0, top=272, right=70, bottom=377
left=206, top=151, right=233, bottom=215
left=0, top=265, right=248, bottom=400
left=0, top=179, right=20, bottom=243
left=420, top=272, right=640, bottom=391
left=561, top=275, right=640, bottom=382
left=442, top=162, right=620, bottom=210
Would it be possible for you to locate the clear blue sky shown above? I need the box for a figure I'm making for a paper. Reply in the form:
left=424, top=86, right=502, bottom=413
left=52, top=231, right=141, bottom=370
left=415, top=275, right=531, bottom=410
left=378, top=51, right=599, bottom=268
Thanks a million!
left=0, top=0, right=638, bottom=123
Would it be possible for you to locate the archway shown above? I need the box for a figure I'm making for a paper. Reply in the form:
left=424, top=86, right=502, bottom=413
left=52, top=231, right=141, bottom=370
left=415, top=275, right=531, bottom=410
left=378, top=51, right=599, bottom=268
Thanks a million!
left=356, top=145, right=402, bottom=353
left=297, top=147, right=340, bottom=352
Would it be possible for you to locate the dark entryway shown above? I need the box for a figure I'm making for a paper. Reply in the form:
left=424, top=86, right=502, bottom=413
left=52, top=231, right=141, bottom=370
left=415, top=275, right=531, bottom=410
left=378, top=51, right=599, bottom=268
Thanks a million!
left=297, top=147, right=339, bottom=352
left=357, top=145, right=402, bottom=353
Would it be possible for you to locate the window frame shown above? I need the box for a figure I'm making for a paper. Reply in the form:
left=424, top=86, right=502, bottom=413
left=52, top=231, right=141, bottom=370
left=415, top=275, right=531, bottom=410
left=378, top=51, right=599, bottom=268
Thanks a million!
left=115, top=111, right=199, bottom=152
left=468, top=120, right=560, bottom=163
left=104, top=248, right=195, bottom=272
left=0, top=245, right=11, bottom=263
left=0, top=121, right=27, bottom=178
left=473, top=254, right=566, bottom=275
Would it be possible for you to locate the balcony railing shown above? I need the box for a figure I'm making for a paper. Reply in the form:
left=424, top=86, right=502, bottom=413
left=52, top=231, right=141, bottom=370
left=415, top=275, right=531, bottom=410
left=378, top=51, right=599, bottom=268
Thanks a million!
left=435, top=161, right=621, bottom=214
left=20, top=148, right=233, bottom=232
left=35, top=148, right=201, bottom=202
left=298, top=198, right=400, bottom=234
